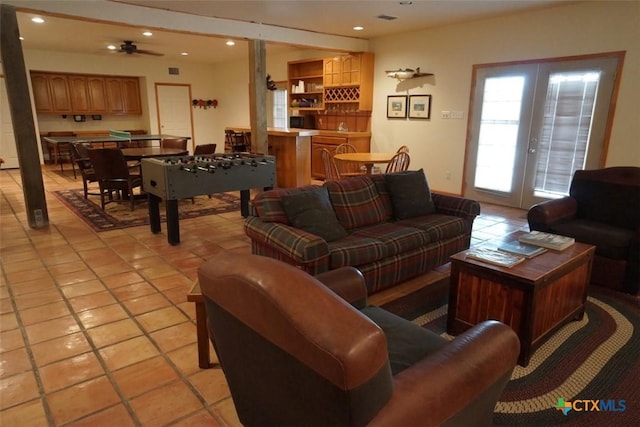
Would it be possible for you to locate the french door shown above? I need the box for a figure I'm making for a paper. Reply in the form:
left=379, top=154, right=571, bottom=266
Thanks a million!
left=464, top=54, right=621, bottom=209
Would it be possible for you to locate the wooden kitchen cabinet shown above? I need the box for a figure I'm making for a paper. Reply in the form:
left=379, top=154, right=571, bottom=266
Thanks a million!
left=324, top=54, right=365, bottom=87
left=311, top=133, right=371, bottom=179
left=31, top=72, right=72, bottom=113
left=106, top=77, right=141, bottom=115
left=87, top=76, right=108, bottom=113
left=323, top=52, right=374, bottom=111
left=31, top=71, right=140, bottom=115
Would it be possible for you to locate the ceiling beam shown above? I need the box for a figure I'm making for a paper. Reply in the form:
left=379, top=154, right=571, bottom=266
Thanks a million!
left=7, top=0, right=369, bottom=52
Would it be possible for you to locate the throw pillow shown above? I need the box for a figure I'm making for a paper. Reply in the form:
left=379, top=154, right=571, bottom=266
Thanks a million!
left=386, top=169, right=435, bottom=220
left=281, top=187, right=348, bottom=242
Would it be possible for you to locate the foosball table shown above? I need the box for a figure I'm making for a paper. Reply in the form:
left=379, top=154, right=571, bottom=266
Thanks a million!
left=141, top=153, right=276, bottom=245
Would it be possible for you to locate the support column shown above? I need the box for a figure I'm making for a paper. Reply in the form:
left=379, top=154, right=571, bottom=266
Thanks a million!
left=1, top=4, right=49, bottom=228
left=248, top=39, right=268, bottom=155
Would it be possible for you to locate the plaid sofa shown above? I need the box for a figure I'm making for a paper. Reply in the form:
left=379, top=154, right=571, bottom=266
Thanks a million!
left=245, top=174, right=480, bottom=294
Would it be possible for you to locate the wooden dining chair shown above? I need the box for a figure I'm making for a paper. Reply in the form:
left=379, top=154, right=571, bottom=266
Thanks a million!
left=320, top=148, right=341, bottom=182
left=334, top=143, right=365, bottom=176
left=87, top=148, right=142, bottom=211
left=194, top=143, right=217, bottom=156
left=70, top=143, right=99, bottom=199
left=161, top=137, right=188, bottom=151
left=396, top=145, right=410, bottom=153
left=385, top=151, right=411, bottom=173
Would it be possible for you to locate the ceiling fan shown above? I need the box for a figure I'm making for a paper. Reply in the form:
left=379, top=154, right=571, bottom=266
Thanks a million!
left=118, top=40, right=164, bottom=56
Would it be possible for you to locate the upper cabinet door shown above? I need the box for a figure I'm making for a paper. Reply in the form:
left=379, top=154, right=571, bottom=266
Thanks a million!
left=339, top=55, right=362, bottom=86
left=87, top=77, right=108, bottom=113
left=106, top=77, right=141, bottom=115
left=48, top=75, right=72, bottom=113
left=324, top=57, right=342, bottom=87
left=68, top=75, right=90, bottom=113
left=106, top=78, right=125, bottom=114
left=121, top=78, right=141, bottom=115
left=31, top=73, right=54, bottom=112
left=31, top=72, right=72, bottom=113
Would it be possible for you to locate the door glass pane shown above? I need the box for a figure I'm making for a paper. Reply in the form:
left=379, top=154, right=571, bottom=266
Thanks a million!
left=474, top=76, right=525, bottom=192
left=534, top=72, right=600, bottom=197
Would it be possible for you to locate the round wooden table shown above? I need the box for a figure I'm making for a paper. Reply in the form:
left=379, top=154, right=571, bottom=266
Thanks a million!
left=333, top=152, right=395, bottom=174
left=121, top=147, right=188, bottom=161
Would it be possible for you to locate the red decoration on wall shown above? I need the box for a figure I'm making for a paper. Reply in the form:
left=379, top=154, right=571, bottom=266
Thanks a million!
left=192, top=99, right=218, bottom=109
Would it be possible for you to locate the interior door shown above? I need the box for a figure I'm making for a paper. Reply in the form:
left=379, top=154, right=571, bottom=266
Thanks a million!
left=465, top=55, right=620, bottom=209
left=156, top=84, right=194, bottom=151
left=1, top=76, right=19, bottom=169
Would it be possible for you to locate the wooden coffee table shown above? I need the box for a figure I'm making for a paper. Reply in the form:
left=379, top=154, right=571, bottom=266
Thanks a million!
left=447, top=232, right=595, bottom=366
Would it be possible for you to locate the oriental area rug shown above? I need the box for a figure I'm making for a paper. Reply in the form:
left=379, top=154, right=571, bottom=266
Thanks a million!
left=53, top=189, right=240, bottom=232
left=381, top=283, right=640, bottom=427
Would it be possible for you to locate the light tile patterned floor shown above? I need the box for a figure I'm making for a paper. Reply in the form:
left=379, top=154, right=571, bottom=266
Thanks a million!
left=0, top=164, right=528, bottom=426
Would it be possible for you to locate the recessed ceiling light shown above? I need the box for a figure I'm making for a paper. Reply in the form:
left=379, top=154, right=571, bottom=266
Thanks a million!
left=142, top=31, right=153, bottom=37
left=107, top=45, right=117, bottom=50
left=226, top=40, right=235, bottom=46
left=353, top=26, right=364, bottom=31
left=181, top=52, right=189, bottom=56
left=31, top=17, right=44, bottom=24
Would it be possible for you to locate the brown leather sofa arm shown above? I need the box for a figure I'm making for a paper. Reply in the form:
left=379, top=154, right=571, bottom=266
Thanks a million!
left=369, top=320, right=520, bottom=427
left=315, top=267, right=368, bottom=309
left=527, top=197, right=578, bottom=231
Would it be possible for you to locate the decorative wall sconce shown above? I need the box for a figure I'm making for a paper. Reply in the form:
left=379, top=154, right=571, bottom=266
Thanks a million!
left=385, top=67, right=433, bottom=80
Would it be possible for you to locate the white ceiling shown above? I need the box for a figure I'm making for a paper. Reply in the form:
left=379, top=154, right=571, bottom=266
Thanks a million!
left=11, top=0, right=573, bottom=64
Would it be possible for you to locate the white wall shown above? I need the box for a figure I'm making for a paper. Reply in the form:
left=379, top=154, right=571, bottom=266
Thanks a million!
left=369, top=1, right=640, bottom=194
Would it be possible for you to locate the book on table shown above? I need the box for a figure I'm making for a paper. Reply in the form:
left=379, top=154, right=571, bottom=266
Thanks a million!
left=498, top=240, right=548, bottom=258
left=517, top=231, right=575, bottom=250
left=465, top=248, right=526, bottom=268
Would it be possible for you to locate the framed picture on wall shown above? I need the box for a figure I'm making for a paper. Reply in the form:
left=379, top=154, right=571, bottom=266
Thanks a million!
left=408, top=95, right=432, bottom=119
left=387, top=95, right=407, bottom=118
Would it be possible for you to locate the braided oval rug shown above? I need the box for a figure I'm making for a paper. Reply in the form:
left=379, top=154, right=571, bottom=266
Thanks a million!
left=381, top=283, right=640, bottom=427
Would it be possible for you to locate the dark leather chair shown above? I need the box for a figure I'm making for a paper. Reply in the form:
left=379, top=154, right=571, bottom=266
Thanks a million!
left=69, top=143, right=99, bottom=199
left=528, top=167, right=640, bottom=294
left=87, top=148, right=142, bottom=211
left=199, top=252, right=520, bottom=427
left=161, top=137, right=188, bottom=151
left=193, top=143, right=217, bottom=155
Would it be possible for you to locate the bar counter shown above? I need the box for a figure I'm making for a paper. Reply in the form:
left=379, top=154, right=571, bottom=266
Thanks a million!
left=226, top=126, right=319, bottom=188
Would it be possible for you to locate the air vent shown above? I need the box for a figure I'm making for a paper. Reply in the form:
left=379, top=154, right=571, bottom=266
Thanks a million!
left=168, top=67, right=180, bottom=75
left=376, top=14, right=398, bottom=21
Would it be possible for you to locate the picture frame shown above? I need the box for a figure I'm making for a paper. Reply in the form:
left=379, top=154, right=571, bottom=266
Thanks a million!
left=408, top=95, right=432, bottom=119
left=387, top=95, right=407, bottom=118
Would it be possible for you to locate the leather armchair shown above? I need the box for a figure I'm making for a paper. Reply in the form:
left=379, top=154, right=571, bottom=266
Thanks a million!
left=528, top=167, right=640, bottom=294
left=198, top=252, right=520, bottom=427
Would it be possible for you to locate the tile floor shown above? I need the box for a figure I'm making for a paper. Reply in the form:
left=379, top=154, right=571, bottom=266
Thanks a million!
left=1, top=164, right=528, bottom=426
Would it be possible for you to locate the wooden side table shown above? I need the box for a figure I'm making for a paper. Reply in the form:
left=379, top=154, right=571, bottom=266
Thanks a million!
left=187, top=281, right=216, bottom=369
left=447, top=234, right=595, bottom=366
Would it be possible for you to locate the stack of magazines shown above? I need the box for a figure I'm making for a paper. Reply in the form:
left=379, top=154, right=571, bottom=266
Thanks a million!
left=517, top=231, right=575, bottom=250
left=498, top=240, right=547, bottom=258
left=465, top=248, right=525, bottom=268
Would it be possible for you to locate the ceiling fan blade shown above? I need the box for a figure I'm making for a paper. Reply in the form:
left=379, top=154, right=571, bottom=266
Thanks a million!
left=136, top=49, right=164, bottom=56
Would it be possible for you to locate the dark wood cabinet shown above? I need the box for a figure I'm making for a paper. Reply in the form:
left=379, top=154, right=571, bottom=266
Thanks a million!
left=31, top=71, right=140, bottom=115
